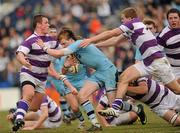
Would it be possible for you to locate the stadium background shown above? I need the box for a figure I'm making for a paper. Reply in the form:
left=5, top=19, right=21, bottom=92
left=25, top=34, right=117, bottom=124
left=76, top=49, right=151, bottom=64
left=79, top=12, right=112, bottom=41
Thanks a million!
left=0, top=0, right=180, bottom=132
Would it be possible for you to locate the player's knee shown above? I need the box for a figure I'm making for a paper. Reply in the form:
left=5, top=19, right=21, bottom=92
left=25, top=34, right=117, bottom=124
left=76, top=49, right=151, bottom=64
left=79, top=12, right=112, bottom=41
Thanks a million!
left=78, top=91, right=88, bottom=103
left=71, top=105, right=79, bottom=113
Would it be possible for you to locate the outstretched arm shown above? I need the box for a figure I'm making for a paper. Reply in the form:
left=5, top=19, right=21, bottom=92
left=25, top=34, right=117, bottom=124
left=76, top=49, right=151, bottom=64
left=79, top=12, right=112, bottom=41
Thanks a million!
left=80, top=28, right=122, bottom=47
left=95, top=35, right=127, bottom=47
left=36, top=39, right=73, bottom=58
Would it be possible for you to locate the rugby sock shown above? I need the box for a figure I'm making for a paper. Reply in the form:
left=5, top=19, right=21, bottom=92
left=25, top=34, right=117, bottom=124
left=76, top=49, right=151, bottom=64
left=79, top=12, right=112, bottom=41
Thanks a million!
left=74, top=110, right=85, bottom=122
left=60, top=100, right=71, bottom=117
left=81, top=100, right=100, bottom=127
left=112, top=98, right=123, bottom=110
left=112, top=99, right=138, bottom=112
left=15, top=100, right=29, bottom=120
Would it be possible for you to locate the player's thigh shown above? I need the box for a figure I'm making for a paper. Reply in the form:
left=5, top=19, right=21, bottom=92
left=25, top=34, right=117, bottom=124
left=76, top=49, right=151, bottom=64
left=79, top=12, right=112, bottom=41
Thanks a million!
left=119, top=65, right=141, bottom=83
left=65, top=93, right=79, bottom=112
left=165, top=79, right=180, bottom=94
left=78, top=80, right=99, bottom=100
left=29, top=92, right=46, bottom=111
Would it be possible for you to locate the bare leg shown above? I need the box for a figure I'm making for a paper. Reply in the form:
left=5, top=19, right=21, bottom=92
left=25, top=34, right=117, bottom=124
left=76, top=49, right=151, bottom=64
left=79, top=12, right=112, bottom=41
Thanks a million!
left=165, top=80, right=180, bottom=94
left=163, top=110, right=180, bottom=126
left=116, top=65, right=141, bottom=99
left=29, top=92, right=45, bottom=111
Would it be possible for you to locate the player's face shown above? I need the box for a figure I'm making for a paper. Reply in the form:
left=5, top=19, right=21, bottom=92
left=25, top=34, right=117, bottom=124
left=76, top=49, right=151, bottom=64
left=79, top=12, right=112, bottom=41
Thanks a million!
left=121, top=14, right=132, bottom=24
left=40, top=17, right=50, bottom=34
left=168, top=13, right=180, bottom=29
left=146, top=24, right=156, bottom=34
left=49, top=29, right=57, bottom=38
left=60, top=38, right=74, bottom=48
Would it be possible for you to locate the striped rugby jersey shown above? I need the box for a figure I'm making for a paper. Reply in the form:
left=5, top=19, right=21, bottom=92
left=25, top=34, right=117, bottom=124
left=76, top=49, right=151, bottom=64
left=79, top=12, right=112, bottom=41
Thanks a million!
left=41, top=95, right=61, bottom=122
left=157, top=26, right=180, bottom=67
left=119, top=18, right=164, bottom=66
left=16, top=32, right=59, bottom=81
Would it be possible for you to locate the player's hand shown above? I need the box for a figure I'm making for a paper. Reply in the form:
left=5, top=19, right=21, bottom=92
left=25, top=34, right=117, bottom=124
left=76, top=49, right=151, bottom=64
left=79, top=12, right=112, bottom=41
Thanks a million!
left=24, top=58, right=32, bottom=70
left=79, top=38, right=91, bottom=48
left=6, top=114, right=13, bottom=121
left=36, top=39, right=45, bottom=48
left=71, top=87, right=78, bottom=95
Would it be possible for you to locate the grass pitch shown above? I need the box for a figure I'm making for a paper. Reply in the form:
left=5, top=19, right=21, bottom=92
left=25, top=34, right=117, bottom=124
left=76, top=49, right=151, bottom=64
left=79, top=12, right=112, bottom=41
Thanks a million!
left=0, top=105, right=180, bottom=133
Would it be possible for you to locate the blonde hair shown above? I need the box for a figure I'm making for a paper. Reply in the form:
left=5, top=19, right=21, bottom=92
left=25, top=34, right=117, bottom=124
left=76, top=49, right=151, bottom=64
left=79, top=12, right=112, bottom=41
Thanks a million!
left=57, top=27, right=81, bottom=42
left=121, top=7, right=138, bottom=19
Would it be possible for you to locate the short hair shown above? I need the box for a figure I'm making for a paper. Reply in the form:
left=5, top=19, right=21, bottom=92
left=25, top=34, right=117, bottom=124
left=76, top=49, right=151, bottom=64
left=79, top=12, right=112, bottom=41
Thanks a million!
left=166, top=8, right=180, bottom=19
left=32, top=14, right=47, bottom=30
left=121, top=7, right=138, bottom=19
left=143, top=19, right=156, bottom=28
left=49, top=24, right=57, bottom=29
left=57, top=27, right=81, bottom=42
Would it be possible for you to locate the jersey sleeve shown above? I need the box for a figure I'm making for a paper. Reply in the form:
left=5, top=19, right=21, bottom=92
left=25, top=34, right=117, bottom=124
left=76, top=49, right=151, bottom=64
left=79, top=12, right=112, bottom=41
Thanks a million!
left=156, top=34, right=166, bottom=47
left=16, top=40, right=32, bottom=55
left=119, top=22, right=133, bottom=38
left=67, top=40, right=82, bottom=52
left=41, top=95, right=48, bottom=107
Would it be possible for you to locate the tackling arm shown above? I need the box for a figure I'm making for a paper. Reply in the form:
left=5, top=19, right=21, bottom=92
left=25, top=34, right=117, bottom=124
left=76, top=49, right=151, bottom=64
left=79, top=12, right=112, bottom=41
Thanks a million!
left=80, top=28, right=122, bottom=47
left=95, top=35, right=127, bottom=47
left=127, top=81, right=148, bottom=95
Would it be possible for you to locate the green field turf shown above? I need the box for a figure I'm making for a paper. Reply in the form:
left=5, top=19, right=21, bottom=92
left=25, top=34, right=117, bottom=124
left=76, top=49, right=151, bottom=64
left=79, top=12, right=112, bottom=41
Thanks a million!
left=0, top=105, right=180, bottom=133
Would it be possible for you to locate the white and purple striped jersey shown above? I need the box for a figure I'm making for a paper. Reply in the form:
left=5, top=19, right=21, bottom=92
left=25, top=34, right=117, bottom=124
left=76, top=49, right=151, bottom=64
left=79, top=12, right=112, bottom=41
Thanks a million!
left=129, top=78, right=169, bottom=109
left=41, top=96, right=61, bottom=122
left=16, top=32, right=59, bottom=81
left=119, top=18, right=164, bottom=66
left=157, top=26, right=180, bottom=68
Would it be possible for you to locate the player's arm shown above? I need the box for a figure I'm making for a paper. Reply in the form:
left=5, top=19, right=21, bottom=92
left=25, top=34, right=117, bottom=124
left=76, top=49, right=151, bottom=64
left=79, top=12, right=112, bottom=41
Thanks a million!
left=16, top=51, right=32, bottom=70
left=127, top=81, right=148, bottom=95
left=96, top=103, right=111, bottom=127
left=36, top=39, right=73, bottom=58
left=31, top=105, right=48, bottom=129
left=95, top=34, right=127, bottom=47
left=58, top=74, right=78, bottom=95
left=62, top=55, right=79, bottom=74
left=48, top=63, right=60, bottom=79
left=80, top=28, right=122, bottom=47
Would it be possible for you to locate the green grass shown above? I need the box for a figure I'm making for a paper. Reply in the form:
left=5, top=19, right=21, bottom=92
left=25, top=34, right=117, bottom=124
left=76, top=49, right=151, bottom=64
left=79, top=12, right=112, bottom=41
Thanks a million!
left=0, top=106, right=180, bottom=133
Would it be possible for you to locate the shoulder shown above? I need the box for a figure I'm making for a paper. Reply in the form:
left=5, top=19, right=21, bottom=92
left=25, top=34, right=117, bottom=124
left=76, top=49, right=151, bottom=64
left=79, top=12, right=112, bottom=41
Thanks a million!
left=158, top=26, right=170, bottom=38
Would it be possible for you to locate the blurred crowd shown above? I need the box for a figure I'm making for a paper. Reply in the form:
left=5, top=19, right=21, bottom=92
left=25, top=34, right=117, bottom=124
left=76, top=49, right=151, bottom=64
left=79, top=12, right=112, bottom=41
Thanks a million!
left=0, top=0, right=179, bottom=88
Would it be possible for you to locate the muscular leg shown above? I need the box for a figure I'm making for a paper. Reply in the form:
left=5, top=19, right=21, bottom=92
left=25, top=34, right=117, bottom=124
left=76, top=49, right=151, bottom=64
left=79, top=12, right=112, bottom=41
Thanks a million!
left=116, top=65, right=141, bottom=99
left=29, top=92, right=45, bottom=111
left=163, top=110, right=180, bottom=126
left=65, top=93, right=84, bottom=123
left=78, top=81, right=101, bottom=128
left=165, top=80, right=180, bottom=94
left=16, top=84, right=35, bottom=120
